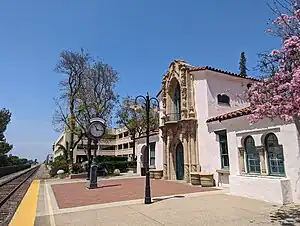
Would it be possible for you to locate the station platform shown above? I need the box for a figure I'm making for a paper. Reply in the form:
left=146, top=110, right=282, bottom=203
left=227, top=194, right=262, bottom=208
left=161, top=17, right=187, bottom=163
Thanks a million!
left=8, top=174, right=281, bottom=226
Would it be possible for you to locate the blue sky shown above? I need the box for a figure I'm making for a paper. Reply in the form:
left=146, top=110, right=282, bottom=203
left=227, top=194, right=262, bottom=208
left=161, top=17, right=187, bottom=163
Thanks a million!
left=0, top=0, right=280, bottom=161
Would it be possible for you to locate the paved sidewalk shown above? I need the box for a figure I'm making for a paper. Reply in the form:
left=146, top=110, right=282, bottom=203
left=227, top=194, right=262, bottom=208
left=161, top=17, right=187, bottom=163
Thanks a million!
left=34, top=178, right=281, bottom=226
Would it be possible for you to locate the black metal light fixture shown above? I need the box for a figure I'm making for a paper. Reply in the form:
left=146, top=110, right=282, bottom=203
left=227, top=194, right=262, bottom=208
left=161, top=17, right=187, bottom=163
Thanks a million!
left=134, top=93, right=159, bottom=204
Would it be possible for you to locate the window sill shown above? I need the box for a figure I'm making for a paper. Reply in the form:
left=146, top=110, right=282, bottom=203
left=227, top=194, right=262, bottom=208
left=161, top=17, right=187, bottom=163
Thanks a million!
left=216, top=168, right=230, bottom=174
left=241, top=174, right=286, bottom=180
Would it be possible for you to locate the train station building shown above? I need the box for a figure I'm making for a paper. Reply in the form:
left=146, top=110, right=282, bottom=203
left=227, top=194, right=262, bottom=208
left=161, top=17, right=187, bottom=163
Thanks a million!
left=135, top=60, right=300, bottom=205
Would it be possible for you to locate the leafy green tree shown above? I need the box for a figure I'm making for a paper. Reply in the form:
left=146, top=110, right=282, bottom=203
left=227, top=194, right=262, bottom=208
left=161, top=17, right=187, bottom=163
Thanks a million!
left=116, top=96, right=159, bottom=162
left=239, top=52, right=248, bottom=76
left=0, top=108, right=13, bottom=166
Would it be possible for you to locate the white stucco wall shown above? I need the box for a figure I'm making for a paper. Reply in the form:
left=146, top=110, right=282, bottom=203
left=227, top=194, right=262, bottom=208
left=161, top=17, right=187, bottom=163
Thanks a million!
left=193, top=70, right=251, bottom=185
left=135, top=133, right=163, bottom=175
left=208, top=116, right=300, bottom=204
left=192, top=70, right=250, bottom=119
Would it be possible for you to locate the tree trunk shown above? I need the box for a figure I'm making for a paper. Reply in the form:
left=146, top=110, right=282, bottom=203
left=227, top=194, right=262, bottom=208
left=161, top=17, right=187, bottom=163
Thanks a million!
left=65, top=141, right=69, bottom=162
left=131, top=134, right=137, bottom=173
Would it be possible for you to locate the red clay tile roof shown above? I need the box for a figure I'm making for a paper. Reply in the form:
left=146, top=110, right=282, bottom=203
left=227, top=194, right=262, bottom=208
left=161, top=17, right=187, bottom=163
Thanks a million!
left=156, top=62, right=260, bottom=97
left=206, top=107, right=252, bottom=123
left=188, top=66, right=259, bottom=81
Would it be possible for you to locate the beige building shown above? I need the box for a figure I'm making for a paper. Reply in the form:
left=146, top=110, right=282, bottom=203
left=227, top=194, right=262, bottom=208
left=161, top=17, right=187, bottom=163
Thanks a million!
left=53, top=127, right=134, bottom=163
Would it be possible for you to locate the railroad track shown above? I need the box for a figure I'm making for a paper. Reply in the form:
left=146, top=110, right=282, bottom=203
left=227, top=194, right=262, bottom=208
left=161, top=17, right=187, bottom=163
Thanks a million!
left=0, top=165, right=40, bottom=225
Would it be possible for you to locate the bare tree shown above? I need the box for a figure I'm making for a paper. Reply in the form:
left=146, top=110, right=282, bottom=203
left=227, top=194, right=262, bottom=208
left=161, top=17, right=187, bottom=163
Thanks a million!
left=53, top=48, right=119, bottom=173
left=53, top=49, right=91, bottom=169
left=75, top=60, right=119, bottom=165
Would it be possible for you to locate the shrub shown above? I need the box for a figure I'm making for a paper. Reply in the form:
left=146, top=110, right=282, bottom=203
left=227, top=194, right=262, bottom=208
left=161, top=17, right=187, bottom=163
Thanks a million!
left=95, top=156, right=127, bottom=163
left=127, top=161, right=137, bottom=168
left=49, top=156, right=68, bottom=177
left=71, top=163, right=85, bottom=174
left=100, top=161, right=128, bottom=174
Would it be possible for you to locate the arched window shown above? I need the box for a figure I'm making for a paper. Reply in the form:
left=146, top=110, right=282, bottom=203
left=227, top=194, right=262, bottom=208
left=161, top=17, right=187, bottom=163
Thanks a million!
left=217, top=94, right=230, bottom=105
left=173, top=83, right=181, bottom=121
left=265, top=133, right=285, bottom=176
left=244, top=136, right=260, bottom=174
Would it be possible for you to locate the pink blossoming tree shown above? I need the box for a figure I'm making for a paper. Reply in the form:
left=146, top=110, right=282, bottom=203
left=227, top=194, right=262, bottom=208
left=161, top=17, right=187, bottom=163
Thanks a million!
left=247, top=0, right=300, bottom=123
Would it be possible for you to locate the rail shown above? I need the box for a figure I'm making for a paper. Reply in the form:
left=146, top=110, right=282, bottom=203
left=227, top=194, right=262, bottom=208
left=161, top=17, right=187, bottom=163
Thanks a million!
left=0, top=165, right=40, bottom=224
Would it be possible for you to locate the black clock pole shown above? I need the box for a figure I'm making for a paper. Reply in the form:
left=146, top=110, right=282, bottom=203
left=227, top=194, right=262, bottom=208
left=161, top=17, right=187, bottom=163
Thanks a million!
left=87, top=113, right=106, bottom=189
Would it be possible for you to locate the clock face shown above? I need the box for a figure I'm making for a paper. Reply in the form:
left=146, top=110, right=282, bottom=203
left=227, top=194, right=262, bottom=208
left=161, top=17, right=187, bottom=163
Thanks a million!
left=89, top=121, right=105, bottom=138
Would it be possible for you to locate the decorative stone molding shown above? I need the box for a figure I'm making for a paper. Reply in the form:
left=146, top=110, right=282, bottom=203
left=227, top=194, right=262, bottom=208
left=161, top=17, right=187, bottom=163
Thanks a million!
left=257, top=145, right=267, bottom=175
left=184, top=164, right=190, bottom=182
left=161, top=60, right=195, bottom=121
left=191, top=164, right=197, bottom=172
left=238, top=147, right=245, bottom=174
left=160, top=60, right=199, bottom=183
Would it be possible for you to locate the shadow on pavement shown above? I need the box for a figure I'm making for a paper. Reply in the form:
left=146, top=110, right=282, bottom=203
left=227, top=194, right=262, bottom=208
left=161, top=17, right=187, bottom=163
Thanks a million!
left=269, top=204, right=300, bottom=226
left=152, top=195, right=185, bottom=203
left=98, top=184, right=121, bottom=188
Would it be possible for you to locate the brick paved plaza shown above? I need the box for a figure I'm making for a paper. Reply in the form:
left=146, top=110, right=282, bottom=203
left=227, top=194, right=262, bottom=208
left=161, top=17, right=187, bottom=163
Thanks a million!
left=34, top=177, right=287, bottom=226
left=51, top=178, right=217, bottom=208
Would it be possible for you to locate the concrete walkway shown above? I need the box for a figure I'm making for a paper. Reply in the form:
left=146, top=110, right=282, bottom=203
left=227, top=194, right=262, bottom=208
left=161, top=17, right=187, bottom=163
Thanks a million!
left=35, top=179, right=281, bottom=226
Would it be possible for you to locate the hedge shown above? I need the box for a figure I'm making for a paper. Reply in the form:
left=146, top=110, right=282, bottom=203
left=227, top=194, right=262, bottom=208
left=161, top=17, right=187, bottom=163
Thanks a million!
left=95, top=156, right=127, bottom=162
left=0, top=164, right=31, bottom=178
left=98, top=161, right=128, bottom=174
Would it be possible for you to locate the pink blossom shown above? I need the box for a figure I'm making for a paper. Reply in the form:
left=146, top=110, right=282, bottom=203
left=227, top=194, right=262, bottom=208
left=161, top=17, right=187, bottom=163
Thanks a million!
left=295, top=9, right=300, bottom=19
left=246, top=2, right=300, bottom=123
left=270, top=49, right=281, bottom=56
left=265, top=29, right=273, bottom=33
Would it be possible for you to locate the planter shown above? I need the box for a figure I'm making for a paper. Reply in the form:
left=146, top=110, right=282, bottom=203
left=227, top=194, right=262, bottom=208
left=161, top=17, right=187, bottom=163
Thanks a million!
left=127, top=167, right=137, bottom=174
left=153, top=170, right=163, bottom=179
left=199, top=173, right=214, bottom=187
left=58, top=174, right=66, bottom=179
left=190, top=172, right=201, bottom=185
left=149, top=170, right=155, bottom=179
left=69, top=173, right=87, bottom=179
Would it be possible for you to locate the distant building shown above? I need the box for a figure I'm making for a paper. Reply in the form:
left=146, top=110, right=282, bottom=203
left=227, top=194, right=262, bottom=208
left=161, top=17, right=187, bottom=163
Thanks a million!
left=53, top=127, right=134, bottom=163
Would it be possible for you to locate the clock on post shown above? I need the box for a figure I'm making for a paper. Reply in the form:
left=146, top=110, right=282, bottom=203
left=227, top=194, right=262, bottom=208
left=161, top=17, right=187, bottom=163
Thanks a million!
left=87, top=117, right=106, bottom=140
left=87, top=116, right=106, bottom=189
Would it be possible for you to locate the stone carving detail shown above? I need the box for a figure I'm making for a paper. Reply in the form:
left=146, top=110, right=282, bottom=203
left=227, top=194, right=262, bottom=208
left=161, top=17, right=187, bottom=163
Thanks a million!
left=238, top=147, right=245, bottom=174
left=191, top=164, right=197, bottom=172
left=161, top=60, right=192, bottom=120
left=160, top=60, right=200, bottom=183
left=184, top=164, right=190, bottom=182
left=163, top=163, right=168, bottom=179
left=257, top=146, right=267, bottom=175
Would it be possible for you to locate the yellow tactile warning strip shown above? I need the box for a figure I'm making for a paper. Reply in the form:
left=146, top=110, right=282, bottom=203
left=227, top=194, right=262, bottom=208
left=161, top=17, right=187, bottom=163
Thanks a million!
left=9, top=180, right=40, bottom=226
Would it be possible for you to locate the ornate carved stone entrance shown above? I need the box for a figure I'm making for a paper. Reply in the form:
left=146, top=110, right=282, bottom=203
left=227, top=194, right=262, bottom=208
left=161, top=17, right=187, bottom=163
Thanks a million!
left=160, top=60, right=200, bottom=182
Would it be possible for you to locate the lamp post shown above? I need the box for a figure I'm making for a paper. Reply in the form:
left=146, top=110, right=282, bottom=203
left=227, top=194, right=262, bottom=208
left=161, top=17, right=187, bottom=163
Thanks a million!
left=134, top=93, right=159, bottom=204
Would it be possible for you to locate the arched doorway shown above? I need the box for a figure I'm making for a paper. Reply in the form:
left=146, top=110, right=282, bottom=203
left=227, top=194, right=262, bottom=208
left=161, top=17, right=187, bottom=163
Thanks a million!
left=175, top=142, right=184, bottom=180
left=140, top=146, right=147, bottom=176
